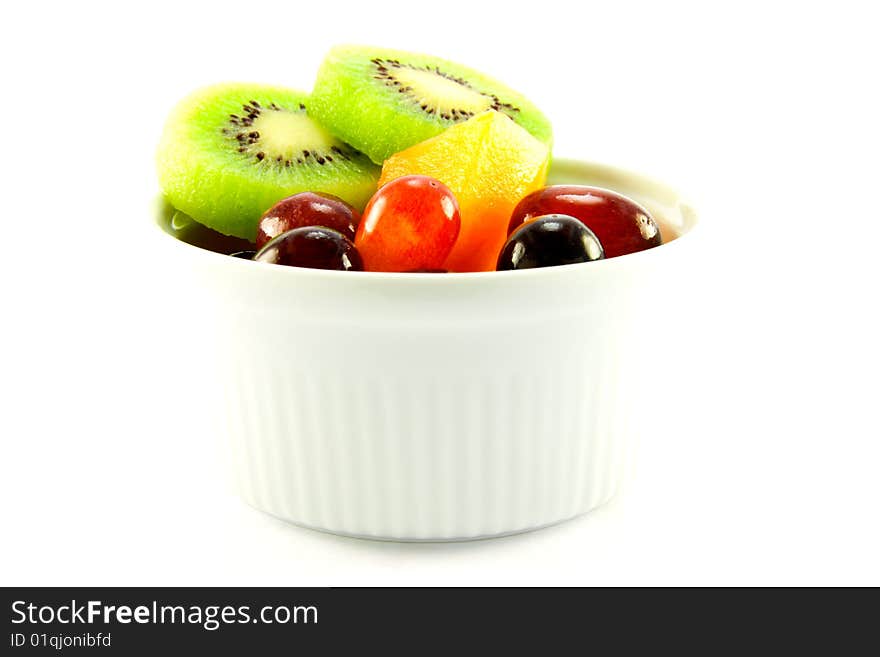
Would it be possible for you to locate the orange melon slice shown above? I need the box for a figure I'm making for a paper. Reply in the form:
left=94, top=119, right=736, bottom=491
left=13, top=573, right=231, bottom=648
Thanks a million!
left=379, top=111, right=550, bottom=272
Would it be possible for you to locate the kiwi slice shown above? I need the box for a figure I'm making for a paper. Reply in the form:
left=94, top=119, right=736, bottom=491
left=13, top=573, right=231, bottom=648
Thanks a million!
left=309, top=45, right=553, bottom=164
left=157, top=83, right=380, bottom=240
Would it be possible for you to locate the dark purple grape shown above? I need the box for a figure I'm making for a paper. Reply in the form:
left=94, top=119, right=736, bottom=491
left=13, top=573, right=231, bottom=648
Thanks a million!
left=254, top=227, right=363, bottom=271
left=229, top=250, right=257, bottom=259
left=257, top=192, right=360, bottom=247
left=496, top=214, right=604, bottom=271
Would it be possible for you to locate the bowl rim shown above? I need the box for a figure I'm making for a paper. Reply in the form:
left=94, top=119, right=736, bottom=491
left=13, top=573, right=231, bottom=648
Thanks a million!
left=151, top=157, right=699, bottom=283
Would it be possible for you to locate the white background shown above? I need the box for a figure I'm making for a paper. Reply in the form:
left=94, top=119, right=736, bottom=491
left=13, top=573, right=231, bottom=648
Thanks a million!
left=1, top=0, right=878, bottom=586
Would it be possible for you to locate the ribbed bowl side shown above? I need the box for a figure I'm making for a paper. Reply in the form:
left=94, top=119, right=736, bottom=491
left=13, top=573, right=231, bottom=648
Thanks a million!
left=220, top=317, right=635, bottom=541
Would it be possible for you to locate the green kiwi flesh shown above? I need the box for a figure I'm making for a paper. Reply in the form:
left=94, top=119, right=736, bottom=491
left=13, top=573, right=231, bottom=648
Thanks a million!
left=309, top=45, right=553, bottom=164
left=157, top=83, right=380, bottom=240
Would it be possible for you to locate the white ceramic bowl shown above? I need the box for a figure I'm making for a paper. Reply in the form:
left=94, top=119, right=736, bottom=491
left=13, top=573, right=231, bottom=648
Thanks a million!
left=153, top=159, right=698, bottom=541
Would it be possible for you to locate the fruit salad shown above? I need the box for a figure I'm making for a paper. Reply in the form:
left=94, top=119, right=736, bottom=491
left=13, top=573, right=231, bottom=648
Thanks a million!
left=157, top=46, right=665, bottom=273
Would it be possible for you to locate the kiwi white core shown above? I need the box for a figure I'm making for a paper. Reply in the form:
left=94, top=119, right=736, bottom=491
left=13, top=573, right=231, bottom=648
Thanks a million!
left=370, top=58, right=520, bottom=122
left=391, top=67, right=495, bottom=115
left=253, top=111, right=337, bottom=159
left=224, top=99, right=357, bottom=168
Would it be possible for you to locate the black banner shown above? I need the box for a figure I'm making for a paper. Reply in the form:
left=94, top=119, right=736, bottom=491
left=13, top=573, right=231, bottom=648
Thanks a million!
left=1, top=587, right=873, bottom=653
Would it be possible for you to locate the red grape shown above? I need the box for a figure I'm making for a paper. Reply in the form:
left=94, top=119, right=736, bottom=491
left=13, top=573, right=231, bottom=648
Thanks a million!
left=355, top=176, right=460, bottom=272
left=257, top=192, right=360, bottom=248
left=508, top=186, right=661, bottom=258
